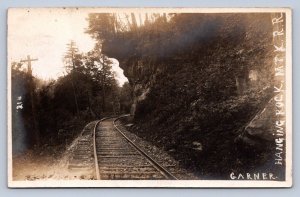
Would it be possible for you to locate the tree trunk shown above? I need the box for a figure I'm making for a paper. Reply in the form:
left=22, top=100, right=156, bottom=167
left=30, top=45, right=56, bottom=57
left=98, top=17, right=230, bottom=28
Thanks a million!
left=131, top=13, right=138, bottom=30
left=101, top=55, right=106, bottom=112
left=71, top=71, right=80, bottom=115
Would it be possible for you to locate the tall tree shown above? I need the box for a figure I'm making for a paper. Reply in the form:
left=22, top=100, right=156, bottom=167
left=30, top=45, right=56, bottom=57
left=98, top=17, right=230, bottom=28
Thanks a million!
left=64, top=40, right=80, bottom=115
left=11, top=61, right=40, bottom=149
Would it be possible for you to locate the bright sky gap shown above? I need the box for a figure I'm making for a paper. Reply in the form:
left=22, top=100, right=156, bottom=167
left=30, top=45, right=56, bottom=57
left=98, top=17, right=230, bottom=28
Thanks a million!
left=8, top=8, right=128, bottom=86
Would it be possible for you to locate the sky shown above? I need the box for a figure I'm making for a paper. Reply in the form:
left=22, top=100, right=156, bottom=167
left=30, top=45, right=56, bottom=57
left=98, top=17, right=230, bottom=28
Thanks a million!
left=7, top=8, right=128, bottom=86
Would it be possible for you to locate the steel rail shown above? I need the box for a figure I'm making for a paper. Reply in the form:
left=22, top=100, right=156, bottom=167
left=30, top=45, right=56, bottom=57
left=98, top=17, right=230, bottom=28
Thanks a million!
left=93, top=117, right=110, bottom=180
left=113, top=115, right=178, bottom=180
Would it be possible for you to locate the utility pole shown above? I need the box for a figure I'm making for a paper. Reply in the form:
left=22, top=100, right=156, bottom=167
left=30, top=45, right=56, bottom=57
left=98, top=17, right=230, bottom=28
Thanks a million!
left=21, top=55, right=38, bottom=75
left=20, top=55, right=40, bottom=147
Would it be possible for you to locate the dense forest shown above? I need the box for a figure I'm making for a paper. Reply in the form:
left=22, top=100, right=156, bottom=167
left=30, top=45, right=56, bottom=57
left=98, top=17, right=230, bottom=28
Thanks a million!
left=85, top=13, right=282, bottom=179
left=11, top=42, right=133, bottom=153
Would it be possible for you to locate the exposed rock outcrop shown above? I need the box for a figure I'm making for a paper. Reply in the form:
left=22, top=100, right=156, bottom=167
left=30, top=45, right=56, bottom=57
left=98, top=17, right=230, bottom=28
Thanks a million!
left=99, top=13, right=278, bottom=178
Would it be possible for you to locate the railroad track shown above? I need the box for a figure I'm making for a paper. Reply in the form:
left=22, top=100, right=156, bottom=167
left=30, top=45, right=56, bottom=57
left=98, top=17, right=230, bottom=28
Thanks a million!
left=93, top=116, right=178, bottom=180
left=67, top=121, right=97, bottom=179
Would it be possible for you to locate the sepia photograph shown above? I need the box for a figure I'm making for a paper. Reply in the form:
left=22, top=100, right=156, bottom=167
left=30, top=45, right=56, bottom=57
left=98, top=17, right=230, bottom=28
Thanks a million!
left=7, top=8, right=292, bottom=187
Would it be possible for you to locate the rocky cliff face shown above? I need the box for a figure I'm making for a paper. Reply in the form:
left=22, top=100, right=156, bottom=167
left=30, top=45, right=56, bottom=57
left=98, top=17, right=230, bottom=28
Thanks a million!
left=101, top=13, right=274, bottom=119
left=102, top=50, right=162, bottom=116
left=100, top=13, right=278, bottom=178
left=123, top=62, right=159, bottom=116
